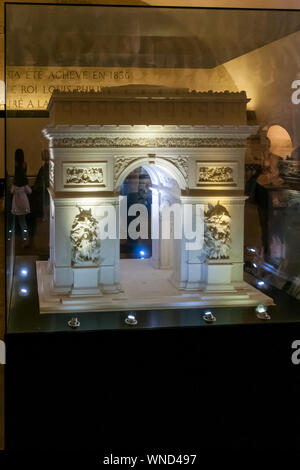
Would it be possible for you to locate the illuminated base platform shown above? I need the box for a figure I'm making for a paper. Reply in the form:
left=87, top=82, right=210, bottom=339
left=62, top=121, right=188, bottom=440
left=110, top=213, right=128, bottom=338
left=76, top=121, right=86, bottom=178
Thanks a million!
left=37, top=259, right=274, bottom=313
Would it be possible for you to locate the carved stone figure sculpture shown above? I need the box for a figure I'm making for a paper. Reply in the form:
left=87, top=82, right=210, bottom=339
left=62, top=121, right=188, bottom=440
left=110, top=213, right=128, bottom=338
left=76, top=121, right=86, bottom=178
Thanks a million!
left=204, top=202, right=231, bottom=259
left=70, top=207, right=100, bottom=265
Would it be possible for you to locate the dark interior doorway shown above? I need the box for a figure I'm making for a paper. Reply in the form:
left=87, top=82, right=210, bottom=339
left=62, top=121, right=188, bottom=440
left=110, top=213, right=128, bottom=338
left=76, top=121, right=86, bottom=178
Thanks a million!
left=120, top=167, right=152, bottom=259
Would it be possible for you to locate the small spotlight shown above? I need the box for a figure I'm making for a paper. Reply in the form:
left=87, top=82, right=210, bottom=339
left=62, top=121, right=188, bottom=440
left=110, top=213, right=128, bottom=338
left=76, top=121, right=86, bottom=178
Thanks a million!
left=68, top=317, right=80, bottom=329
left=248, top=247, right=256, bottom=253
left=20, top=268, right=28, bottom=277
left=257, top=280, right=265, bottom=288
left=139, top=250, right=145, bottom=257
left=19, top=287, right=29, bottom=296
left=125, top=312, right=138, bottom=326
left=255, top=304, right=271, bottom=321
left=253, top=263, right=258, bottom=268
left=203, top=311, right=216, bottom=323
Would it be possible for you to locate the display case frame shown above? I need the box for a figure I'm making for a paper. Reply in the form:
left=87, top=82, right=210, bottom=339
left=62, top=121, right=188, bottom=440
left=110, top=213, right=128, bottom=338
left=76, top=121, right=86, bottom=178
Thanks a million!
left=3, top=1, right=300, bottom=334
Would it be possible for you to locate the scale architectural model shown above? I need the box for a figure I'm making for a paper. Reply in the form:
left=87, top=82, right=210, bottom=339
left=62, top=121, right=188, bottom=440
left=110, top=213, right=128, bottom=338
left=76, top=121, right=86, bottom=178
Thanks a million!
left=37, top=85, right=273, bottom=312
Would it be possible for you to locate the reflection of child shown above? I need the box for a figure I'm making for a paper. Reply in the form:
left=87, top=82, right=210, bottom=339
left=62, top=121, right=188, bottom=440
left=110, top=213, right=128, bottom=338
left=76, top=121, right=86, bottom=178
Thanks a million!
left=11, top=164, right=32, bottom=244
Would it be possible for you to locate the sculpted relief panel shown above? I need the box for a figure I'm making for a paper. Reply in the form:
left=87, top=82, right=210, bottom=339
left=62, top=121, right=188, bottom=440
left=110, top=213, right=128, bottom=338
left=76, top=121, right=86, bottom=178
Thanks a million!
left=204, top=202, right=231, bottom=260
left=70, top=207, right=100, bottom=265
left=114, top=156, right=138, bottom=185
left=196, top=162, right=237, bottom=186
left=198, top=166, right=233, bottom=183
left=165, top=155, right=188, bottom=181
left=113, top=154, right=188, bottom=185
left=63, top=162, right=106, bottom=187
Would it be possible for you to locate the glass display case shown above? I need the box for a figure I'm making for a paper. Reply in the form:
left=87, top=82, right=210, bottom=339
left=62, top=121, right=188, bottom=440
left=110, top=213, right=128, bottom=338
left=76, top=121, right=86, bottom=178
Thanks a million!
left=4, top=2, right=300, bottom=454
left=4, top=3, right=300, bottom=334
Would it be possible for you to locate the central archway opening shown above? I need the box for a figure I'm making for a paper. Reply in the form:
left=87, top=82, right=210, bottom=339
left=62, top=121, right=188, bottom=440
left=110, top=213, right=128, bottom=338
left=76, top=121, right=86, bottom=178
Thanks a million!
left=118, top=162, right=182, bottom=298
left=120, top=167, right=152, bottom=259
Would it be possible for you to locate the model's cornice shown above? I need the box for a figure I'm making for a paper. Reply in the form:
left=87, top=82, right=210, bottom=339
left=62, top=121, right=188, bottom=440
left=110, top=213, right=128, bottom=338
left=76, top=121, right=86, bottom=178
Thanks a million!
left=43, top=124, right=258, bottom=148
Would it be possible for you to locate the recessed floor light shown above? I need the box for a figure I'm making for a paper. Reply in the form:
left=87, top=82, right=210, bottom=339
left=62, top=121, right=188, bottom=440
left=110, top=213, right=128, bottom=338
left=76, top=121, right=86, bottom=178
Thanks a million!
left=255, top=304, right=271, bottom=320
left=203, top=311, right=216, bottom=323
left=125, top=313, right=138, bottom=325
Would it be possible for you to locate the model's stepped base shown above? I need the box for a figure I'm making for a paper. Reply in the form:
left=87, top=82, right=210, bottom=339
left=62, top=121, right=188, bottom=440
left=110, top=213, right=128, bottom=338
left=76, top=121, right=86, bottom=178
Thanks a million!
left=37, top=259, right=274, bottom=314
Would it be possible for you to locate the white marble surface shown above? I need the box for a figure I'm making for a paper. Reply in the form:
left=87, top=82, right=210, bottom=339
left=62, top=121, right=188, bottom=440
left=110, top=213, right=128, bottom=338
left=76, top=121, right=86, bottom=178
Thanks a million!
left=37, top=258, right=274, bottom=313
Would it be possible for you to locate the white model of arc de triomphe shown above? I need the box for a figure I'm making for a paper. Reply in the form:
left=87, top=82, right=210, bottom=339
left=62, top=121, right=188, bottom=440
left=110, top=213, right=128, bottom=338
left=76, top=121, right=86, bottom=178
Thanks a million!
left=40, top=85, right=273, bottom=312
